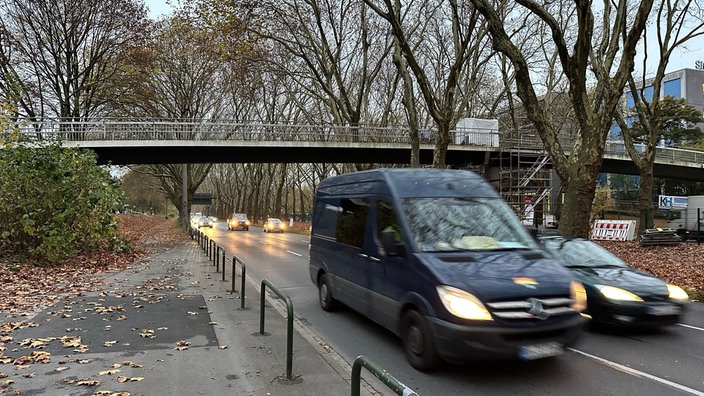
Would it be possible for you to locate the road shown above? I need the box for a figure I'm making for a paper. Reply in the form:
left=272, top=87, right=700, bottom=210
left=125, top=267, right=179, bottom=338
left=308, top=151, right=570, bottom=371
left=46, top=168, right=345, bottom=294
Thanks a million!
left=198, top=222, right=704, bottom=396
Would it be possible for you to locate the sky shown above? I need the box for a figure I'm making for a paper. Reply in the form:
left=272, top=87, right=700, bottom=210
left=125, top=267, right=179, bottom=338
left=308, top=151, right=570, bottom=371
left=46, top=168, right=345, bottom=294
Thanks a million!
left=638, top=32, right=704, bottom=75
left=143, top=0, right=174, bottom=20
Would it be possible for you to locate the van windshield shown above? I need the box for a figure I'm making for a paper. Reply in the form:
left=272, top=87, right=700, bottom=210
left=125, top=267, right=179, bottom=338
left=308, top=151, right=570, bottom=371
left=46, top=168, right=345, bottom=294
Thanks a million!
left=401, top=197, right=539, bottom=252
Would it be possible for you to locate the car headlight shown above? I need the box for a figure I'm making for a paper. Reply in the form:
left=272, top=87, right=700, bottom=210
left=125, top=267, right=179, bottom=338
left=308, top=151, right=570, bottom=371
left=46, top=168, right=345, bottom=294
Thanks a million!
left=667, top=284, right=689, bottom=300
left=570, top=280, right=588, bottom=312
left=597, top=285, right=643, bottom=301
left=436, top=285, right=492, bottom=321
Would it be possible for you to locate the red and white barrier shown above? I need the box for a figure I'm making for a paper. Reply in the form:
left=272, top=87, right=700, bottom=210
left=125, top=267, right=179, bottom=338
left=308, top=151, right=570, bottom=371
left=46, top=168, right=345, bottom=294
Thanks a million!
left=591, top=220, right=637, bottom=241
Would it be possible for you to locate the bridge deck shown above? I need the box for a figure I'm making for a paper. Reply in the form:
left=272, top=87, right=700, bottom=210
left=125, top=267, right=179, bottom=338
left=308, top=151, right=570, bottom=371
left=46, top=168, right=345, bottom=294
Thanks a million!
left=4, top=120, right=704, bottom=180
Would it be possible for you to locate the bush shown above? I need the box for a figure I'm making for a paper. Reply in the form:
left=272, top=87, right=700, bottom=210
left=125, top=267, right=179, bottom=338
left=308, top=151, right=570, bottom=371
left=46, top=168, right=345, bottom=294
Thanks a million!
left=0, top=143, right=124, bottom=263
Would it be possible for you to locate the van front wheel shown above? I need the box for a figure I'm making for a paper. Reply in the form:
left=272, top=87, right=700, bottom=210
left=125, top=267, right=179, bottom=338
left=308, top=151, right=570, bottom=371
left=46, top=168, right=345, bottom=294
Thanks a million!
left=400, top=310, right=441, bottom=372
left=318, top=273, right=338, bottom=312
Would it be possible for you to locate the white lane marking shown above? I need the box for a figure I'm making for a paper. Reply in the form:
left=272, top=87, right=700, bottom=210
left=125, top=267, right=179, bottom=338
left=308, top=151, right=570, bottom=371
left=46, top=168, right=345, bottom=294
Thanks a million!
left=286, top=250, right=302, bottom=257
left=569, top=348, right=704, bottom=396
left=259, top=240, right=269, bottom=245
left=677, top=323, right=704, bottom=332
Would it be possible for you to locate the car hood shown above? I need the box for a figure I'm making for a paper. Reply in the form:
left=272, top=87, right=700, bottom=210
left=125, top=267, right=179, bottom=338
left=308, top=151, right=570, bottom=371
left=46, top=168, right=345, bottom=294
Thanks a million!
left=420, top=250, right=573, bottom=301
left=570, top=267, right=669, bottom=297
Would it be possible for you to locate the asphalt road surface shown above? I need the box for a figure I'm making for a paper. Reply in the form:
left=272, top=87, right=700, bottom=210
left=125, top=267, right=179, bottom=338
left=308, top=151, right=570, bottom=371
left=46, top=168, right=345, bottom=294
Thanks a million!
left=200, top=222, right=704, bottom=396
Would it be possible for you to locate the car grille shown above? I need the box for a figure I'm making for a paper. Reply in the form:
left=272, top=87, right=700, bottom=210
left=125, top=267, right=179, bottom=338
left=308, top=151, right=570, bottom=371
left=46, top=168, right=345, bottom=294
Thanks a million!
left=486, top=297, right=575, bottom=320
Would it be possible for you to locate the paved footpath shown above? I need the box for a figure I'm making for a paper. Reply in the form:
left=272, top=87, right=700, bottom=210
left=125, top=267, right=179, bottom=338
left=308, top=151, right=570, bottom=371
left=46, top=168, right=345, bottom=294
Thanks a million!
left=0, top=241, right=381, bottom=396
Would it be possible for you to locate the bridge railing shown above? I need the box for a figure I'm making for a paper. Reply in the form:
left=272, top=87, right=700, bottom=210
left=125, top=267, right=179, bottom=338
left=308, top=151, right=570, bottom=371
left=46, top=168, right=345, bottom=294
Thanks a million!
left=4, top=119, right=703, bottom=165
left=4, top=119, right=501, bottom=147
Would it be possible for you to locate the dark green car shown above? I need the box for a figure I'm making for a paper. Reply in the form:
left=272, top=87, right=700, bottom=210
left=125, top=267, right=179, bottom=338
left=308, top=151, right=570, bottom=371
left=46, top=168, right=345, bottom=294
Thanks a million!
left=538, top=235, right=689, bottom=328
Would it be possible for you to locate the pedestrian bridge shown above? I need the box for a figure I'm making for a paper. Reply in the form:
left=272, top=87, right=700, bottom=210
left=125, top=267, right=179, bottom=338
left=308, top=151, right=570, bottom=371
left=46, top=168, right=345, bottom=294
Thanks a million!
left=5, top=119, right=704, bottom=180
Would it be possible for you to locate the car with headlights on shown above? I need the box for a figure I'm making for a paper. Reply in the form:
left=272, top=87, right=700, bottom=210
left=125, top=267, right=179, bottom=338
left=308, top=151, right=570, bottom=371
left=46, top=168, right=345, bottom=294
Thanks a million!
left=538, top=235, right=688, bottom=328
left=227, top=213, right=250, bottom=231
left=196, top=216, right=213, bottom=228
left=263, top=218, right=285, bottom=233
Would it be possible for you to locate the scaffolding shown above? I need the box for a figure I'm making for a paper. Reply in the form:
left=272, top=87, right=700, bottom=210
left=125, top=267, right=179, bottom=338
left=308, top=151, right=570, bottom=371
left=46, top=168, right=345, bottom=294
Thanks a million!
left=494, top=123, right=555, bottom=228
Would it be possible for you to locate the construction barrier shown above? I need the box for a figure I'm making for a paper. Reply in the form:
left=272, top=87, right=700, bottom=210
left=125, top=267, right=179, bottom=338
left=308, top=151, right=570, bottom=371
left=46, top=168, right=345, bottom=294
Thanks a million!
left=591, top=220, right=637, bottom=241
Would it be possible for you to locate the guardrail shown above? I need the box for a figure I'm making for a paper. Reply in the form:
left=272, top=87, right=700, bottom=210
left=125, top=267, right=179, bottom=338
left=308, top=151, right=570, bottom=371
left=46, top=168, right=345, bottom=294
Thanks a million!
left=259, top=279, right=296, bottom=382
left=351, top=355, right=420, bottom=396
left=231, top=256, right=247, bottom=309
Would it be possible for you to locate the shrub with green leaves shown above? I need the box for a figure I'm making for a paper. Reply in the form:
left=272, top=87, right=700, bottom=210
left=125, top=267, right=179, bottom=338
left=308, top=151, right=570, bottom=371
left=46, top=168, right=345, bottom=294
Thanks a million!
left=0, top=143, right=125, bottom=263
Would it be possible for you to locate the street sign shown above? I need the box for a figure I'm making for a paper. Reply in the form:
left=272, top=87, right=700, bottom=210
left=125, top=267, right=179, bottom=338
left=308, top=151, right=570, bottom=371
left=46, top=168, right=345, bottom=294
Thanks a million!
left=658, top=195, right=688, bottom=209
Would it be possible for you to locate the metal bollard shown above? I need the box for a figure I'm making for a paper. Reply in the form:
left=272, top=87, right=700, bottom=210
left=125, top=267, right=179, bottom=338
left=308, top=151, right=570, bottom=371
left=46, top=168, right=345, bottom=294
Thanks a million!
left=259, top=279, right=294, bottom=380
left=351, top=355, right=419, bottom=396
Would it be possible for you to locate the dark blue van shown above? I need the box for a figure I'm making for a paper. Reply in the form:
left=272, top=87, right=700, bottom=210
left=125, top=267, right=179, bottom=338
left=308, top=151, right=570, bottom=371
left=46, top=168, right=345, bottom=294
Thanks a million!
left=308, top=168, right=587, bottom=371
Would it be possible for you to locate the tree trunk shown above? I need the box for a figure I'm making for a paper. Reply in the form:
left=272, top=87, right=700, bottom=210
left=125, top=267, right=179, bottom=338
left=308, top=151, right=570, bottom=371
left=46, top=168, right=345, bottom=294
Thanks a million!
left=558, top=168, right=598, bottom=238
left=637, top=169, right=655, bottom=232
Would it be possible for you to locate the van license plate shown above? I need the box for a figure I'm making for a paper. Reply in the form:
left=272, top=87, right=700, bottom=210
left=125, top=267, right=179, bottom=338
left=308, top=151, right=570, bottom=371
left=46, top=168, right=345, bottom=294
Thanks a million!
left=518, top=342, right=563, bottom=360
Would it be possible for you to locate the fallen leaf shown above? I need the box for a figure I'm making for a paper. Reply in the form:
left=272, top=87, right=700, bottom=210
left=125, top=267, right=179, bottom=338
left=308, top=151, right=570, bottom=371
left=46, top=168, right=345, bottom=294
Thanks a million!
left=76, top=378, right=100, bottom=386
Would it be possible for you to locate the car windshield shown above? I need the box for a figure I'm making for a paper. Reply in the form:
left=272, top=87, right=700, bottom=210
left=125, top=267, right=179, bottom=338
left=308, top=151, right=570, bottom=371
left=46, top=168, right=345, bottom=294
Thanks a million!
left=401, top=197, right=539, bottom=252
left=235, top=214, right=247, bottom=220
left=270, top=219, right=281, bottom=224
left=543, top=239, right=627, bottom=268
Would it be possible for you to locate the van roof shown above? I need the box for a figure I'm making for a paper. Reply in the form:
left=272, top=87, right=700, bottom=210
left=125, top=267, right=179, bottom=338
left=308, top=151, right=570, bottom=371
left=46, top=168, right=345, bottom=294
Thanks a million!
left=318, top=168, right=499, bottom=198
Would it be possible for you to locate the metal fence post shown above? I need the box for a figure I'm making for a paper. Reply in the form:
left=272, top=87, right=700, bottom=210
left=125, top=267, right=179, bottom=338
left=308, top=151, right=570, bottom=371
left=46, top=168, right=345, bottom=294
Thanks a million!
left=351, top=355, right=419, bottom=396
left=215, top=246, right=220, bottom=272
left=221, top=249, right=226, bottom=281
left=259, top=279, right=294, bottom=380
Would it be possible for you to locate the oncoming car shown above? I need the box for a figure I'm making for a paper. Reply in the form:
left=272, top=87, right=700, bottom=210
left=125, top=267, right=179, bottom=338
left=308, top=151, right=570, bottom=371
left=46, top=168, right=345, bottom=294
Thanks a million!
left=538, top=235, right=689, bottom=328
left=196, top=216, right=212, bottom=228
left=228, top=213, right=250, bottom=231
left=263, top=218, right=285, bottom=233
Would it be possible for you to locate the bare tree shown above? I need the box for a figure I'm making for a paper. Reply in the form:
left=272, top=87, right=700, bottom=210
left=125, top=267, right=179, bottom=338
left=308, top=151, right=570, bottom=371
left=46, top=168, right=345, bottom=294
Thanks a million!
left=364, top=0, right=496, bottom=167
left=469, top=0, right=654, bottom=237
left=615, top=0, right=704, bottom=232
left=249, top=1, right=392, bottom=130
left=142, top=164, right=212, bottom=222
left=0, top=0, right=149, bottom=120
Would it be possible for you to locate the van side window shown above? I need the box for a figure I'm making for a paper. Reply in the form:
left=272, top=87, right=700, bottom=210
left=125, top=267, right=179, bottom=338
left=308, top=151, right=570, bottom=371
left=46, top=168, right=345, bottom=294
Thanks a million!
left=312, top=198, right=368, bottom=248
left=337, top=198, right=369, bottom=247
left=377, top=200, right=402, bottom=242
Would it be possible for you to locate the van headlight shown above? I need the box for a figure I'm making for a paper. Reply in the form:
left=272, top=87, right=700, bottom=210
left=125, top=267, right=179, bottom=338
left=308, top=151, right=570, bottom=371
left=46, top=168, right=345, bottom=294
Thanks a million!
left=570, top=281, right=587, bottom=312
left=667, top=284, right=689, bottom=300
left=436, top=285, right=492, bottom=321
left=597, top=285, right=643, bottom=301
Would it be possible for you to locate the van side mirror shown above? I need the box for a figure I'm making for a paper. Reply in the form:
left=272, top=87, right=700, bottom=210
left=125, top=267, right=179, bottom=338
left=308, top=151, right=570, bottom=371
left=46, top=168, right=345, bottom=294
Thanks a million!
left=381, top=229, right=405, bottom=257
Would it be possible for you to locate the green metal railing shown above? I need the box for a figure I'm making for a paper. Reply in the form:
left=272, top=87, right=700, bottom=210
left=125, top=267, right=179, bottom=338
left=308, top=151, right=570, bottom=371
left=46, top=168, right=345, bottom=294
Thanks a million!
left=351, top=355, right=420, bottom=396
left=231, top=256, right=247, bottom=309
left=259, top=279, right=295, bottom=381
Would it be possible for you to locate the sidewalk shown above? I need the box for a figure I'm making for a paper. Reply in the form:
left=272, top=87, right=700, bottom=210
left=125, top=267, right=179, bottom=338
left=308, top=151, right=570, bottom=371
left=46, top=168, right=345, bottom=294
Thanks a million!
left=0, top=240, right=379, bottom=395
